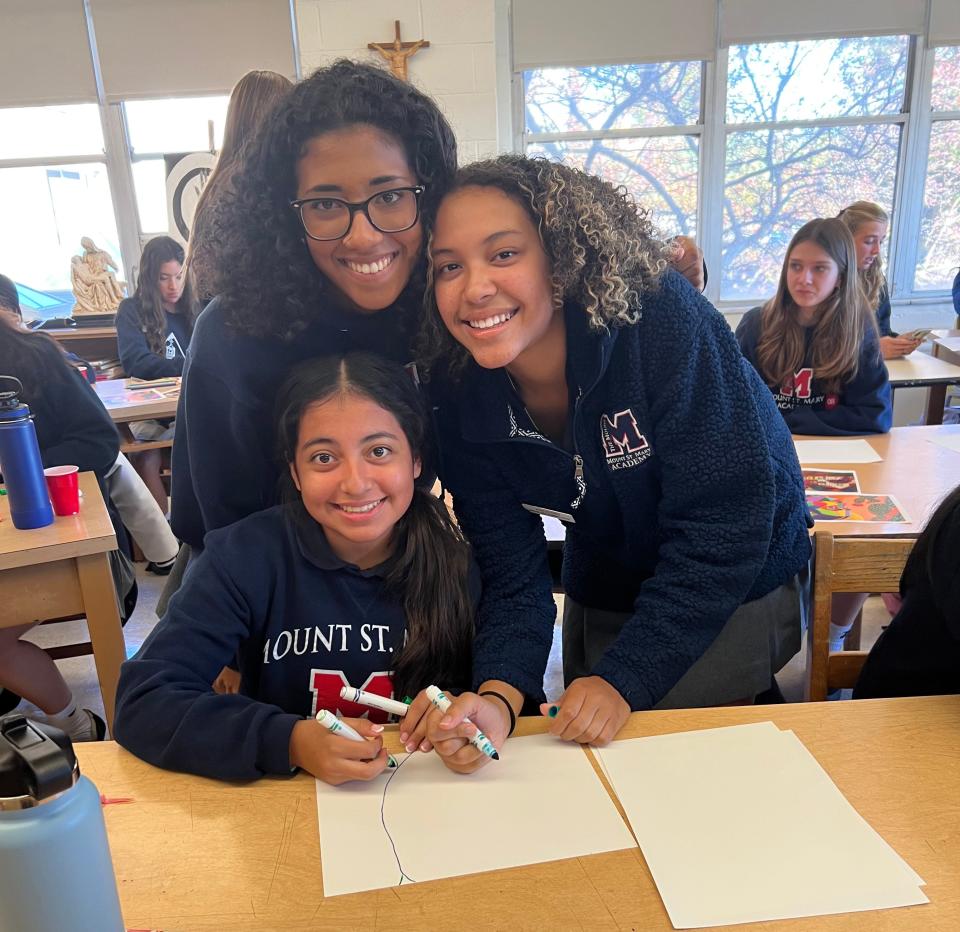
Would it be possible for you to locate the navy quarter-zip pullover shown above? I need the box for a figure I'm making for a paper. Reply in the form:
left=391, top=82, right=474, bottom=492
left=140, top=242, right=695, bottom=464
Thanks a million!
left=434, top=269, right=811, bottom=711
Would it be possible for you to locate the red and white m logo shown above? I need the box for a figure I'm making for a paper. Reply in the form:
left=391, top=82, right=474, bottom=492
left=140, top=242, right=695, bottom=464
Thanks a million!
left=600, top=409, right=648, bottom=459
left=783, top=368, right=814, bottom=399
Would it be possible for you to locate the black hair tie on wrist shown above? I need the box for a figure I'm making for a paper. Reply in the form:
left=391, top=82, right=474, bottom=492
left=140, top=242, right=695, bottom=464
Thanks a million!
left=479, top=690, right=516, bottom=737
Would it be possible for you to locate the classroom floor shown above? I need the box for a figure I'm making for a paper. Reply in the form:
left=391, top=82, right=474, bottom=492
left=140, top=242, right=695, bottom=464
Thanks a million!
left=16, top=577, right=892, bottom=735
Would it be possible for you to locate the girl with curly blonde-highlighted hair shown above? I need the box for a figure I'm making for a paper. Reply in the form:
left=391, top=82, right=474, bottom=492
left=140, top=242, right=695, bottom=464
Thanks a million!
left=420, top=154, right=667, bottom=372
left=403, top=153, right=811, bottom=766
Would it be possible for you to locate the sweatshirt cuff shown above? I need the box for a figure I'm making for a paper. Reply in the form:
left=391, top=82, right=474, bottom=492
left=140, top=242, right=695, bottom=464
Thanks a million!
left=257, top=712, right=302, bottom=775
left=472, top=662, right=546, bottom=706
left=591, top=656, right=656, bottom=712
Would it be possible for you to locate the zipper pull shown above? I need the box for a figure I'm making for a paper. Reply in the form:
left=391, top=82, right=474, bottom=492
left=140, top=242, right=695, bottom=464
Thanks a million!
left=571, top=454, right=586, bottom=510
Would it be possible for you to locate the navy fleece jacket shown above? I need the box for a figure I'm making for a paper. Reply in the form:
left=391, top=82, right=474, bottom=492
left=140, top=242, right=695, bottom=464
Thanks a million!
left=116, top=296, right=192, bottom=378
left=434, top=270, right=811, bottom=711
left=736, top=306, right=892, bottom=435
left=171, top=297, right=414, bottom=550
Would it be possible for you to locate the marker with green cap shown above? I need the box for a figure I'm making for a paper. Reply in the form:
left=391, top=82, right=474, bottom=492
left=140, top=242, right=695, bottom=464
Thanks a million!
left=426, top=685, right=500, bottom=761
left=315, top=708, right=398, bottom=768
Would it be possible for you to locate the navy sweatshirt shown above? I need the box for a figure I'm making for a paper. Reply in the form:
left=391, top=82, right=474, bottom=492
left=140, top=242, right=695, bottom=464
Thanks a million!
left=115, top=506, right=413, bottom=780
left=28, top=340, right=119, bottom=480
left=854, top=498, right=960, bottom=699
left=434, top=270, right=811, bottom=711
left=874, top=287, right=894, bottom=337
left=736, top=306, right=892, bottom=435
left=116, top=296, right=192, bottom=379
left=171, top=297, right=414, bottom=550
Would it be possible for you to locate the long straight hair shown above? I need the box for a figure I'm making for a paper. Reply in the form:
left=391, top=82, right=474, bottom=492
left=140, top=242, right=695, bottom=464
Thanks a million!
left=275, top=353, right=473, bottom=698
left=133, top=236, right=197, bottom=354
left=187, top=70, right=292, bottom=299
left=757, top=218, right=874, bottom=395
left=837, top=200, right=889, bottom=311
left=0, top=312, right=73, bottom=400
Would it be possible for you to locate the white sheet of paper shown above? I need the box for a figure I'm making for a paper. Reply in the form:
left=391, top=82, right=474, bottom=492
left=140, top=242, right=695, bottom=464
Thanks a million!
left=927, top=432, right=960, bottom=454
left=794, top=439, right=882, bottom=464
left=595, top=723, right=926, bottom=928
left=315, top=733, right=636, bottom=896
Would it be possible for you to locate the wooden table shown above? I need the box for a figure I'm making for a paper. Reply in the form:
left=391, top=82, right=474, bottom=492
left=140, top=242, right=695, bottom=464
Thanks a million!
left=75, top=696, right=960, bottom=931
left=885, top=353, right=960, bottom=424
left=48, top=325, right=119, bottom=362
left=796, top=425, right=960, bottom=536
left=931, top=328, right=960, bottom=367
left=0, top=472, right=124, bottom=729
left=93, top=378, right=180, bottom=454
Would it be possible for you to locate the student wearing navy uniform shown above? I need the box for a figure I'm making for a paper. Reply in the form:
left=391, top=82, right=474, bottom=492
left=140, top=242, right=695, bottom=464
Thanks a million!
left=399, top=156, right=811, bottom=774
left=0, top=311, right=120, bottom=742
left=736, top=218, right=892, bottom=437
left=114, top=353, right=476, bottom=784
left=116, top=235, right=195, bottom=385
left=837, top=201, right=922, bottom=360
left=854, top=482, right=960, bottom=699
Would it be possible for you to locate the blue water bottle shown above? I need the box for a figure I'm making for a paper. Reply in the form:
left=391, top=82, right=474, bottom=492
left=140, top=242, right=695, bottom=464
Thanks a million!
left=0, top=714, right=124, bottom=931
left=0, top=375, right=54, bottom=530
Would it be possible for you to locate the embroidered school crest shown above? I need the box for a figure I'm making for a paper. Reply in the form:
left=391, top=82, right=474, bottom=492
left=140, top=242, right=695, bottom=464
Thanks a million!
left=600, top=408, right=651, bottom=471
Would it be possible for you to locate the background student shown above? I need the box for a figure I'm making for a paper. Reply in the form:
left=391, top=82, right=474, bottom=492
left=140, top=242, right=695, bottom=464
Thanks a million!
left=187, top=69, right=293, bottom=304
left=837, top=201, right=921, bottom=360
left=402, top=155, right=810, bottom=773
left=854, top=482, right=960, bottom=699
left=736, top=218, right=892, bottom=436
left=0, top=312, right=122, bottom=741
left=116, top=234, right=196, bottom=514
left=114, top=353, right=476, bottom=783
left=0, top=274, right=178, bottom=577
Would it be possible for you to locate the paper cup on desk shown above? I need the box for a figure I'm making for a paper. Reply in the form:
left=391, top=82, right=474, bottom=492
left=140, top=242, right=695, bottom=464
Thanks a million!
left=44, top=465, right=80, bottom=516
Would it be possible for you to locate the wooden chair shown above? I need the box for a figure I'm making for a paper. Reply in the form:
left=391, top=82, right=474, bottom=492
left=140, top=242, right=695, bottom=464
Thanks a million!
left=805, top=532, right=914, bottom=701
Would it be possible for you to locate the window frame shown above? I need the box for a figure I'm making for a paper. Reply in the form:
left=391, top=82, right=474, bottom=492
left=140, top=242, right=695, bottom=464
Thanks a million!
left=510, top=29, right=955, bottom=312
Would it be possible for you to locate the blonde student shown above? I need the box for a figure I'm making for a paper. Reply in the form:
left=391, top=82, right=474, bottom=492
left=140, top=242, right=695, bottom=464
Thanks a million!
left=736, top=217, right=892, bottom=436
left=400, top=155, right=810, bottom=773
left=837, top=201, right=921, bottom=360
left=114, top=353, right=476, bottom=784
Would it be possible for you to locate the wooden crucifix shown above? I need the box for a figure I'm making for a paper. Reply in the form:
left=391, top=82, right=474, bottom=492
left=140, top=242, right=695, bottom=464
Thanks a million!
left=368, top=20, right=429, bottom=81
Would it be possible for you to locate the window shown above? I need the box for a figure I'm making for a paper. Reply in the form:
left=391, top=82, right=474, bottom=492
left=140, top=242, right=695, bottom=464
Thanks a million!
left=722, top=36, right=908, bottom=300
left=124, top=95, right=229, bottom=234
left=523, top=62, right=702, bottom=237
left=0, top=105, right=123, bottom=303
left=915, top=45, right=960, bottom=291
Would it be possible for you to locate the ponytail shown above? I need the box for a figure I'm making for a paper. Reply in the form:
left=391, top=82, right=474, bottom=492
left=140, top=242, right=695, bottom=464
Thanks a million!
left=384, top=488, right=474, bottom=700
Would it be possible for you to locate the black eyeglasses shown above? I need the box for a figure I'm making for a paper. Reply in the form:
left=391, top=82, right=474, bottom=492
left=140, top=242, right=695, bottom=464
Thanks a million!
left=290, top=185, right=426, bottom=242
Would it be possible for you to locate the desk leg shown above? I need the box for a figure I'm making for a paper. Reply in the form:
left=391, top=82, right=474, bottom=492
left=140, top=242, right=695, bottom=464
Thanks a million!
left=924, top=385, right=946, bottom=425
left=75, top=552, right=126, bottom=734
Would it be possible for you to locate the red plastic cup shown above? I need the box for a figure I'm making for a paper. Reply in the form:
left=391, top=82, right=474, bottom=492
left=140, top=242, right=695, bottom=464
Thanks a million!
left=44, top=465, right=80, bottom=516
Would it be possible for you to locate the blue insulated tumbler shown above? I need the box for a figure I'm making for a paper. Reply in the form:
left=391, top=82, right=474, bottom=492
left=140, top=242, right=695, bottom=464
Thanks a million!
left=0, top=375, right=54, bottom=529
left=0, top=714, right=124, bottom=932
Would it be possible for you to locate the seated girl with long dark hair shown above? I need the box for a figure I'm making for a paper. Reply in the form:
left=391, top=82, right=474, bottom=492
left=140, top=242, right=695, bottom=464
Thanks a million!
left=114, top=353, right=476, bottom=783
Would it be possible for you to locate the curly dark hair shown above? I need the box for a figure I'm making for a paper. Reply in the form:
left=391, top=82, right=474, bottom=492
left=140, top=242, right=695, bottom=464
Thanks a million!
left=211, top=60, right=458, bottom=340
left=419, top=154, right=668, bottom=374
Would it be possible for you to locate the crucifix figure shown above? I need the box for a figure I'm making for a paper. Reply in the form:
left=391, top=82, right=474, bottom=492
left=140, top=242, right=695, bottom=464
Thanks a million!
left=368, top=20, right=429, bottom=81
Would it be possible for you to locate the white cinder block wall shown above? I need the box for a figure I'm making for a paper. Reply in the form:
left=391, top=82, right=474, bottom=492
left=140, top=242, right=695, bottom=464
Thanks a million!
left=295, top=0, right=499, bottom=163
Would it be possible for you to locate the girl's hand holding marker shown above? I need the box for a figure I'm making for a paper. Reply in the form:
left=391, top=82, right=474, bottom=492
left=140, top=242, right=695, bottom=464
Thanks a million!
left=399, top=687, right=512, bottom=774
left=288, top=709, right=396, bottom=786
left=540, top=676, right=630, bottom=747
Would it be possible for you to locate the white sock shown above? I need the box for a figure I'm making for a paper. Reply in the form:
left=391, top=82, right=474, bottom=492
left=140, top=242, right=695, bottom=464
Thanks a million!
left=828, top=622, right=852, bottom=653
left=46, top=699, right=97, bottom=741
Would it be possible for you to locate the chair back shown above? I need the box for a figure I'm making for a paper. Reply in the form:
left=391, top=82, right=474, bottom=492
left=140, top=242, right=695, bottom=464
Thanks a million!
left=805, top=532, right=914, bottom=701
